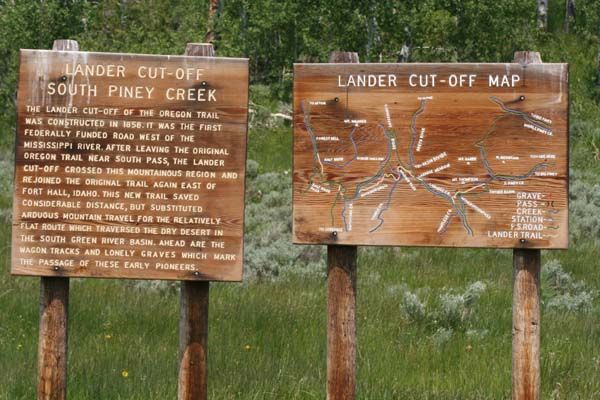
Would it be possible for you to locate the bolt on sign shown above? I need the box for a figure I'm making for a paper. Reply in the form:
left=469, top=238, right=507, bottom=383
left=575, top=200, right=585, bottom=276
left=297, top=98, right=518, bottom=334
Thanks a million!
left=293, top=64, right=568, bottom=249
left=12, top=50, right=249, bottom=281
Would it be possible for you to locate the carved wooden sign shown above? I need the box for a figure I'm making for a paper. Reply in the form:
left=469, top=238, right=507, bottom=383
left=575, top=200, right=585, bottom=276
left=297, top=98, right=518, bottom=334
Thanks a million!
left=12, top=50, right=249, bottom=281
left=293, top=63, right=568, bottom=249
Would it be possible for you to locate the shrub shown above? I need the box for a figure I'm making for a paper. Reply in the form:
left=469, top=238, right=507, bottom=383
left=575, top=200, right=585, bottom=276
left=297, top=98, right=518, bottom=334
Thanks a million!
left=431, top=327, right=454, bottom=347
left=542, top=259, right=596, bottom=312
left=244, top=160, right=325, bottom=280
left=437, top=281, right=487, bottom=329
left=401, top=291, right=427, bottom=323
left=400, top=281, right=487, bottom=332
left=569, top=175, right=600, bottom=242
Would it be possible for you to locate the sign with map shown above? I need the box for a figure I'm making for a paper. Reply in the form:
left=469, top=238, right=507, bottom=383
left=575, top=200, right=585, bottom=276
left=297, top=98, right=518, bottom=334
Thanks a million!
left=12, top=50, right=248, bottom=281
left=293, top=63, right=568, bottom=249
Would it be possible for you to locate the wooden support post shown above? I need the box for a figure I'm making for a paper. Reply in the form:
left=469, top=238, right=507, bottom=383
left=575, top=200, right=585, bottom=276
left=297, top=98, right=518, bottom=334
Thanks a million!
left=327, top=245, right=358, bottom=400
left=177, top=43, right=214, bottom=400
left=327, top=50, right=359, bottom=400
left=512, top=249, right=541, bottom=400
left=512, top=51, right=542, bottom=400
left=179, top=280, right=210, bottom=400
left=37, top=39, right=78, bottom=400
left=38, top=277, right=70, bottom=400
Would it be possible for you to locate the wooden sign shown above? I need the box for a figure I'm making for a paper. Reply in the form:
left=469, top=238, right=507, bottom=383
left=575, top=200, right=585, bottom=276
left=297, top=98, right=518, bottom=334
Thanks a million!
left=293, top=63, right=568, bottom=249
left=12, top=50, right=249, bottom=281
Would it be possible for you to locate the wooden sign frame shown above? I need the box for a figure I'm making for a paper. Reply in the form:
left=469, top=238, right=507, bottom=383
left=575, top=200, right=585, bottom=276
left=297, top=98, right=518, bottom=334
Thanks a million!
left=12, top=46, right=249, bottom=282
left=293, top=61, right=568, bottom=250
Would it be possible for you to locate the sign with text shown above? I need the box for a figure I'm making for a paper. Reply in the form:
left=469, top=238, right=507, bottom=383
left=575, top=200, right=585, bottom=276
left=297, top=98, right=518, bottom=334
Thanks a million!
left=12, top=50, right=249, bottom=281
left=293, top=63, right=568, bottom=249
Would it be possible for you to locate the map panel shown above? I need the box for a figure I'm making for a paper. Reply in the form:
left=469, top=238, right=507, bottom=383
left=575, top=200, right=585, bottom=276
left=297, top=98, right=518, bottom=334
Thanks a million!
left=293, top=63, right=568, bottom=249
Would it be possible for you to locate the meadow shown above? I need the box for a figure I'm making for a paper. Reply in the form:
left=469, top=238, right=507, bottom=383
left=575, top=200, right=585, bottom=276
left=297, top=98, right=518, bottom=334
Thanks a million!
left=2, top=225, right=599, bottom=399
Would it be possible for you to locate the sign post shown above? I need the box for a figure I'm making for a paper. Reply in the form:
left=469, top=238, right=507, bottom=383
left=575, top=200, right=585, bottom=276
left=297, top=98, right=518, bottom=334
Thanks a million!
left=293, top=53, right=568, bottom=397
left=512, top=51, right=543, bottom=400
left=178, top=42, right=215, bottom=400
left=13, top=39, right=248, bottom=398
left=36, top=38, right=78, bottom=400
left=326, top=51, right=359, bottom=400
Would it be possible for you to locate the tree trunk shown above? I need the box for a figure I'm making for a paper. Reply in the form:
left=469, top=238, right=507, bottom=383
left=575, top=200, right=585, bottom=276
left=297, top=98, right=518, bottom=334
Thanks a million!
left=537, top=0, right=548, bottom=30
left=205, top=0, right=220, bottom=44
left=398, top=27, right=411, bottom=63
left=365, top=1, right=378, bottom=61
left=597, top=50, right=600, bottom=88
left=565, top=0, right=576, bottom=33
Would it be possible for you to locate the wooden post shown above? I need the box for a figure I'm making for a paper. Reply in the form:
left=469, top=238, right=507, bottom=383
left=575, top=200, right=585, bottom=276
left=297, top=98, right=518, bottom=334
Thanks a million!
left=327, top=50, right=359, bottom=400
left=512, top=51, right=542, bottom=400
left=177, top=43, right=214, bottom=400
left=179, top=280, right=210, bottom=400
left=37, top=39, right=78, bottom=400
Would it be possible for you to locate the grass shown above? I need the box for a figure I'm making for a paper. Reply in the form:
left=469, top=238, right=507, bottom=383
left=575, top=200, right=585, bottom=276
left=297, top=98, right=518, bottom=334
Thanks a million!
left=247, top=124, right=293, bottom=173
left=1, top=218, right=599, bottom=399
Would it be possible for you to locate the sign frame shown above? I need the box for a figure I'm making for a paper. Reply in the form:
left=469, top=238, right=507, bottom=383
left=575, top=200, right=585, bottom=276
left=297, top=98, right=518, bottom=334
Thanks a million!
left=12, top=48, right=250, bottom=281
left=292, top=62, right=569, bottom=249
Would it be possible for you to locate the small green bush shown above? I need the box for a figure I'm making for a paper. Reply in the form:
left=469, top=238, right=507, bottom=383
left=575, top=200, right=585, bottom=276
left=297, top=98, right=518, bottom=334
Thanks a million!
left=569, top=174, right=600, bottom=242
left=542, top=259, right=596, bottom=312
left=400, top=281, right=487, bottom=332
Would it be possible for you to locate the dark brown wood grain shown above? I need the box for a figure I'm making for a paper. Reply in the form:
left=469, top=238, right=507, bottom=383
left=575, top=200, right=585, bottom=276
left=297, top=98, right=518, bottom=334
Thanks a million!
left=36, top=38, right=75, bottom=400
left=293, top=62, right=568, bottom=249
left=512, top=51, right=542, bottom=400
left=12, top=47, right=249, bottom=281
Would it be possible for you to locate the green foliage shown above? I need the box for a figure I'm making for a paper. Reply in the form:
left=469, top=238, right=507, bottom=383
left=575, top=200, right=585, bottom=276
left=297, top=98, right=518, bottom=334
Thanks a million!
left=0, top=150, right=13, bottom=218
left=0, top=0, right=88, bottom=148
left=76, top=0, right=209, bottom=54
left=401, top=290, right=427, bottom=323
left=539, top=0, right=599, bottom=38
